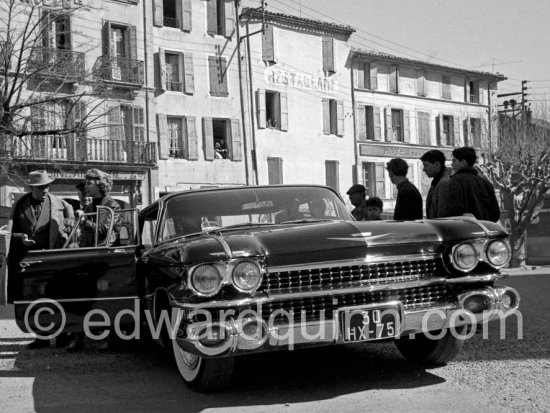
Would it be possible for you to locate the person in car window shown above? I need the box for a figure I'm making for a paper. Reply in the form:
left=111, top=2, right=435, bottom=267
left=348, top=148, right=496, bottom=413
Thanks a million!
left=80, top=169, right=121, bottom=245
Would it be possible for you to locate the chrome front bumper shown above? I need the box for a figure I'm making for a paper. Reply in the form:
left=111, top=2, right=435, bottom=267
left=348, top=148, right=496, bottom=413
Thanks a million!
left=174, top=285, right=520, bottom=358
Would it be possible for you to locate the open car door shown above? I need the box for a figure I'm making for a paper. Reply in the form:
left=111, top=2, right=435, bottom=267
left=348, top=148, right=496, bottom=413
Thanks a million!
left=7, top=207, right=140, bottom=336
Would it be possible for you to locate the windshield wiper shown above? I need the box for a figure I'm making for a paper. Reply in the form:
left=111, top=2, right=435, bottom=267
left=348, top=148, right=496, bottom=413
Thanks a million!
left=279, top=218, right=334, bottom=224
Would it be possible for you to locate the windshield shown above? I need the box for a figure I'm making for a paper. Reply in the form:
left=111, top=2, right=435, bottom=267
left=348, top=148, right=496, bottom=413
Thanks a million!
left=158, top=186, right=351, bottom=242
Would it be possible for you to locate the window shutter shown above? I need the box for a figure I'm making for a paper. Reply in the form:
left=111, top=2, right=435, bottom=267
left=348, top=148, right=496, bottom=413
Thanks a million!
left=355, top=62, right=365, bottom=89
left=436, top=114, right=443, bottom=146
left=267, top=157, right=283, bottom=184
left=41, top=11, right=52, bottom=48
left=230, top=118, right=242, bottom=161
left=256, top=89, right=266, bottom=128
left=280, top=92, right=289, bottom=131
left=389, top=65, right=398, bottom=93
left=464, top=78, right=470, bottom=102
left=357, top=105, right=366, bottom=141
left=208, top=56, right=219, bottom=96
left=336, top=100, right=344, bottom=136
left=183, top=53, right=195, bottom=94
left=404, top=110, right=410, bottom=142
left=417, top=71, right=426, bottom=96
left=186, top=116, right=199, bottom=160
left=384, top=107, right=392, bottom=141
left=369, top=64, right=378, bottom=90
left=475, top=80, right=481, bottom=104
left=108, top=105, right=122, bottom=141
left=133, top=107, right=145, bottom=142
left=202, top=117, right=215, bottom=160
left=102, top=20, right=112, bottom=57
left=157, top=114, right=169, bottom=159
left=206, top=0, right=217, bottom=35
left=262, top=24, right=276, bottom=63
left=158, top=48, right=166, bottom=92
left=182, top=0, right=192, bottom=32
left=63, top=15, right=72, bottom=50
left=373, top=106, right=382, bottom=141
left=219, top=58, right=228, bottom=96
left=322, top=37, right=335, bottom=73
left=224, top=0, right=235, bottom=38
left=153, top=0, right=164, bottom=27
left=129, top=25, right=137, bottom=60
left=442, top=76, right=451, bottom=99
left=375, top=163, right=385, bottom=198
left=453, top=116, right=460, bottom=146
left=322, top=99, right=330, bottom=135
left=463, top=117, right=470, bottom=146
left=476, top=119, right=483, bottom=147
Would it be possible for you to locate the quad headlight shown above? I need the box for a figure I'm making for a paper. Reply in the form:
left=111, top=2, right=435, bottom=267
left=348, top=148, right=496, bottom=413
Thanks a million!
left=486, top=240, right=510, bottom=267
left=231, top=261, right=262, bottom=293
left=190, top=264, right=222, bottom=296
left=452, top=243, right=479, bottom=272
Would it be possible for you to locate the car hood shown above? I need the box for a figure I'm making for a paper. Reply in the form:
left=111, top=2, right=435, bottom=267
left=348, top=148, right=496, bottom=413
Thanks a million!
left=152, top=218, right=506, bottom=268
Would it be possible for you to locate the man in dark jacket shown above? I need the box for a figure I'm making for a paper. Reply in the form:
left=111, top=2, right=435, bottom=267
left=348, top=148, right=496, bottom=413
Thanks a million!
left=443, top=147, right=500, bottom=222
left=420, top=150, right=450, bottom=218
left=386, top=158, right=423, bottom=220
left=7, top=170, right=74, bottom=349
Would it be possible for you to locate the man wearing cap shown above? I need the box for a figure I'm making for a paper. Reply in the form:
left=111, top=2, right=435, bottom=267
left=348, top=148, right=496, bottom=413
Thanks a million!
left=346, top=184, right=369, bottom=221
left=7, top=170, right=74, bottom=349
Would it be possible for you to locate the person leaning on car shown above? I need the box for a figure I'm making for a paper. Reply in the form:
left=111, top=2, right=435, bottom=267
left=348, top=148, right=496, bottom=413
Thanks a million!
left=7, top=170, right=75, bottom=349
left=442, top=147, right=500, bottom=222
left=386, top=158, right=423, bottom=221
left=420, top=149, right=450, bottom=218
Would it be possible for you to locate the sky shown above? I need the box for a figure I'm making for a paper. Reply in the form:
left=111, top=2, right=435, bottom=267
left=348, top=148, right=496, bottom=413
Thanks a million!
left=260, top=0, right=550, bottom=111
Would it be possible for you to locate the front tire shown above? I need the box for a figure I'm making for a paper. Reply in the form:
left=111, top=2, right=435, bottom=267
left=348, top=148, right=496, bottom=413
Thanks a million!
left=172, top=340, right=234, bottom=392
left=394, top=327, right=465, bottom=365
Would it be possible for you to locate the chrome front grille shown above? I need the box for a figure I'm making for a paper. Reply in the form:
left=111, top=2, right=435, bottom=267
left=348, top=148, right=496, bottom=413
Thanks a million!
left=240, top=283, right=453, bottom=323
left=262, top=259, right=442, bottom=295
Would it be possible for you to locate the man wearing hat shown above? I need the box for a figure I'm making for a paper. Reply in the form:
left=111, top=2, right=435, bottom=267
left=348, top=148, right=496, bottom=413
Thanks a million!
left=7, top=170, right=74, bottom=349
left=346, top=184, right=369, bottom=221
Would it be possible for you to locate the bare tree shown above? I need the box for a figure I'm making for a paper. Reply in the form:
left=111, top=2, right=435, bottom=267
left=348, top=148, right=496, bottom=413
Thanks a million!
left=480, top=107, right=550, bottom=267
left=0, top=0, right=114, bottom=185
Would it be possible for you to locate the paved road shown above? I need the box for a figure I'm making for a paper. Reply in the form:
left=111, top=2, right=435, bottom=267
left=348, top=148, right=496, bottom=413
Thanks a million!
left=0, top=272, right=548, bottom=413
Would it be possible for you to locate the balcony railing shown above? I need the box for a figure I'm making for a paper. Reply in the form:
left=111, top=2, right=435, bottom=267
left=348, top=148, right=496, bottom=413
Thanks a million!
left=163, top=17, right=180, bottom=28
left=10, top=136, right=156, bottom=164
left=28, top=47, right=85, bottom=80
left=93, top=56, right=144, bottom=86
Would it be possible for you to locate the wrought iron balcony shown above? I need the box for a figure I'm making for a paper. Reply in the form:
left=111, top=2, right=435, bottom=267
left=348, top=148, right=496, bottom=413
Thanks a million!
left=11, top=136, right=156, bottom=165
left=28, top=47, right=85, bottom=80
left=163, top=17, right=180, bottom=28
left=93, top=56, right=144, bottom=87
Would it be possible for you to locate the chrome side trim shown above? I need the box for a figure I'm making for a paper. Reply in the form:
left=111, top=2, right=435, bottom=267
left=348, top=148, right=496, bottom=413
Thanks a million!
left=13, top=296, right=139, bottom=304
left=267, top=254, right=438, bottom=273
left=446, top=273, right=504, bottom=284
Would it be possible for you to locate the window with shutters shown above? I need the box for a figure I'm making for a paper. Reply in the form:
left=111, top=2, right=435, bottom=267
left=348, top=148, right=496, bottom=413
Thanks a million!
left=201, top=117, right=242, bottom=161
left=417, top=111, right=431, bottom=145
left=158, top=49, right=194, bottom=94
left=206, top=0, right=235, bottom=37
left=357, top=105, right=380, bottom=141
left=167, top=117, right=184, bottom=158
left=354, top=62, right=377, bottom=90
left=391, top=109, right=404, bottom=142
left=469, top=118, right=482, bottom=147
left=323, top=99, right=344, bottom=136
left=208, top=56, right=228, bottom=97
left=362, top=162, right=386, bottom=198
left=256, top=89, right=288, bottom=131
left=42, top=12, right=71, bottom=50
left=325, top=161, right=339, bottom=192
left=322, top=37, right=335, bottom=74
left=468, top=80, right=480, bottom=103
left=437, top=115, right=454, bottom=146
left=163, top=0, right=179, bottom=28
left=154, top=0, right=192, bottom=30
left=416, top=70, right=426, bottom=96
left=267, top=157, right=283, bottom=184
left=442, top=75, right=451, bottom=100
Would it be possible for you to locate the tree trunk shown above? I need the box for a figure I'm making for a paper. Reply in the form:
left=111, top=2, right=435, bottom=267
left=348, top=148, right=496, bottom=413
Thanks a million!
left=509, top=224, right=526, bottom=268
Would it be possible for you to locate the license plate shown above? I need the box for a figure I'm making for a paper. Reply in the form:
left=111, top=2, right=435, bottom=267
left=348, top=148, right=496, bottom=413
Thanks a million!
left=340, top=305, right=400, bottom=342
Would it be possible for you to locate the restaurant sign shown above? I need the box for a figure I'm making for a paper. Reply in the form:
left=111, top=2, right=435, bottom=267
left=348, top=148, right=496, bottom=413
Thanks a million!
left=264, top=68, right=337, bottom=92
